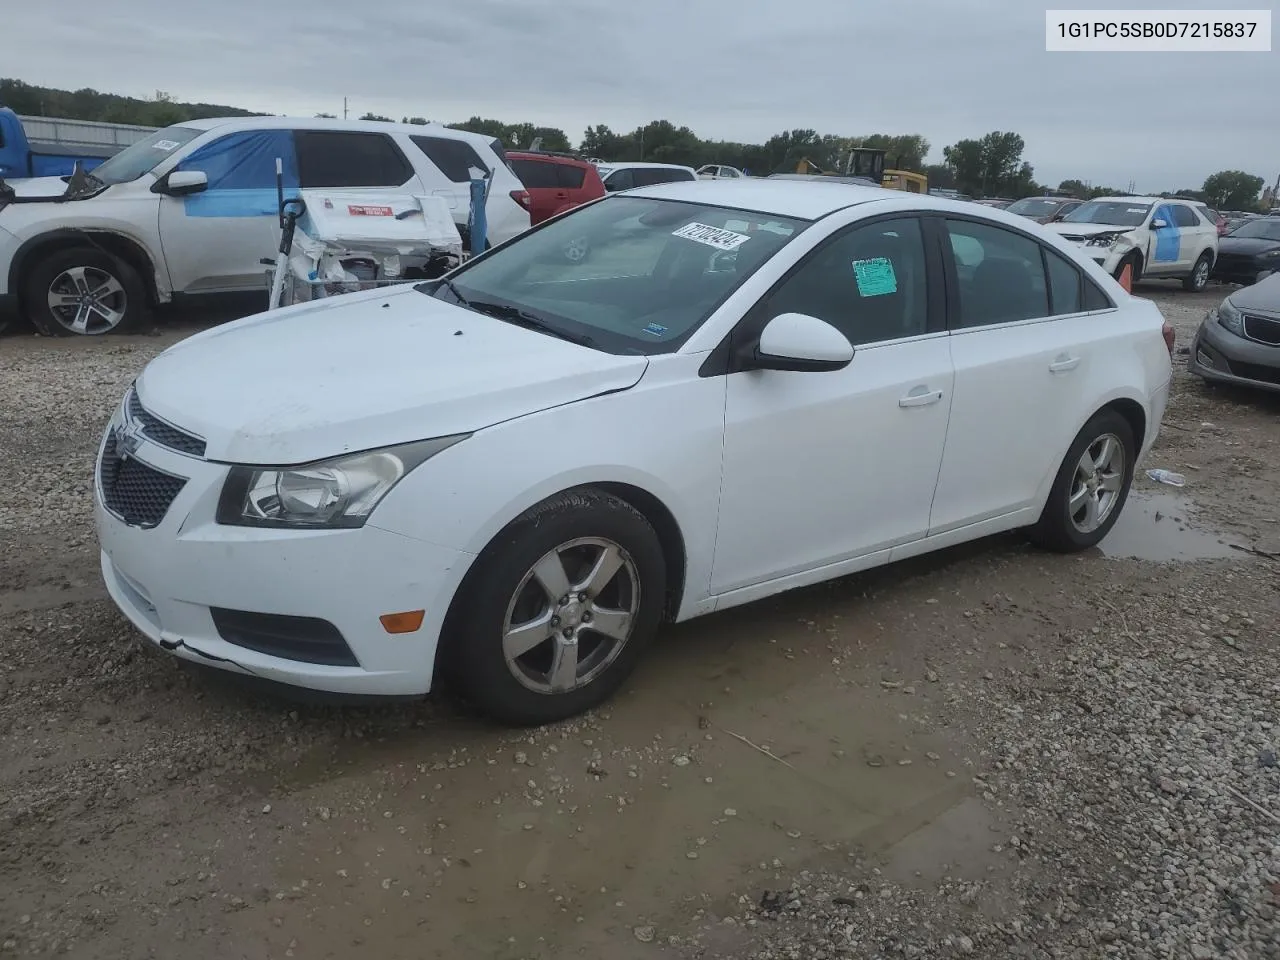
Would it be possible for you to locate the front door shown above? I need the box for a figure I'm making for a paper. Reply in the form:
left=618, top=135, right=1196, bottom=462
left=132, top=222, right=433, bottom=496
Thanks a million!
left=1146, top=202, right=1184, bottom=274
left=711, top=215, right=953, bottom=594
left=157, top=129, right=296, bottom=294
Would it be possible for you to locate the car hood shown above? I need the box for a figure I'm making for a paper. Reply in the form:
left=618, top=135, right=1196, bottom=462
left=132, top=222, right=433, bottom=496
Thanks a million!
left=135, top=285, right=649, bottom=465
left=1219, top=236, right=1280, bottom=256
left=6, top=176, right=71, bottom=198
left=1227, top=272, right=1280, bottom=314
left=1046, top=222, right=1134, bottom=237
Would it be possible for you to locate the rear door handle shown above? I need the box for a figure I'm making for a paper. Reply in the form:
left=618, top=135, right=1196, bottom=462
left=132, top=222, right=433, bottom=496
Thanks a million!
left=899, top=387, right=944, bottom=408
left=1049, top=354, right=1080, bottom=373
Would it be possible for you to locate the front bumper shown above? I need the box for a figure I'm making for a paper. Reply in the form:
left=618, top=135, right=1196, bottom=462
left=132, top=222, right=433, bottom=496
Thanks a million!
left=1059, top=239, right=1125, bottom=274
left=1187, top=316, right=1280, bottom=394
left=94, top=428, right=474, bottom=697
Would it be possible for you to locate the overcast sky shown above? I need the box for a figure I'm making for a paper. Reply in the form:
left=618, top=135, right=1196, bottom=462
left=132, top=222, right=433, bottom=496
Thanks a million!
left=8, top=0, right=1278, bottom=191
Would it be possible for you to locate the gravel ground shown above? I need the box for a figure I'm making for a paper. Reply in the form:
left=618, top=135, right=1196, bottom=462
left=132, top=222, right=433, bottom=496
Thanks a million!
left=1, top=282, right=1277, bottom=960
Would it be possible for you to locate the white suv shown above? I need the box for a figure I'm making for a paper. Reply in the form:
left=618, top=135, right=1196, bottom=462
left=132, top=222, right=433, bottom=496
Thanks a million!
left=0, top=117, right=531, bottom=335
left=1046, top=196, right=1218, bottom=292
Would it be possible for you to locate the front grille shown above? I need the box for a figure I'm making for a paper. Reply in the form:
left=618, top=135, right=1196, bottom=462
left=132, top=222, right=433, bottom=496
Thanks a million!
left=1225, top=358, right=1280, bottom=386
left=210, top=608, right=360, bottom=667
left=1243, top=314, right=1280, bottom=347
left=127, top=388, right=206, bottom=457
left=98, top=432, right=187, bottom=528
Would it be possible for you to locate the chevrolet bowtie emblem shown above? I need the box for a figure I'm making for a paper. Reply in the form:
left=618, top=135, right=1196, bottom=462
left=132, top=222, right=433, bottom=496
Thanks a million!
left=115, top=418, right=145, bottom=460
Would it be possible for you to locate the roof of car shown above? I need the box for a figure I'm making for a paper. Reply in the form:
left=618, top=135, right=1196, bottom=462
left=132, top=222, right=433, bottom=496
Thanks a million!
left=174, top=115, right=496, bottom=146
left=1093, top=195, right=1182, bottom=205
left=507, top=150, right=590, bottom=164
left=596, top=161, right=696, bottom=171
left=624, top=177, right=974, bottom=220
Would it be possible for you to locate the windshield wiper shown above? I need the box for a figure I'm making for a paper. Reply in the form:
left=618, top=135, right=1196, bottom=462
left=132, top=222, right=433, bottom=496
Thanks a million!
left=435, top=277, right=470, bottom=307
left=466, top=300, right=596, bottom=347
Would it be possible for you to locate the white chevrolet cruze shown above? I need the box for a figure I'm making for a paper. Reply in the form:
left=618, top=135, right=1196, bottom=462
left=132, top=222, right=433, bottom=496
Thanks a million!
left=94, top=180, right=1174, bottom=725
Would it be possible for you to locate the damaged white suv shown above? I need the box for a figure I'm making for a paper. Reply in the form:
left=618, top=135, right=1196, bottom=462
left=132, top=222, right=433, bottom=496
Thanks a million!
left=1046, top=196, right=1218, bottom=292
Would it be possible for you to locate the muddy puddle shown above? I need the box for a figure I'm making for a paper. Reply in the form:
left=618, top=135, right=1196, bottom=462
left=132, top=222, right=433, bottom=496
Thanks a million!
left=223, top=596, right=999, bottom=960
left=1099, top=490, right=1243, bottom=562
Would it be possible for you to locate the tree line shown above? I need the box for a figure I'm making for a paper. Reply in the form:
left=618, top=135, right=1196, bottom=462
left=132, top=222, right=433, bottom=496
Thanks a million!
left=3, top=78, right=1271, bottom=210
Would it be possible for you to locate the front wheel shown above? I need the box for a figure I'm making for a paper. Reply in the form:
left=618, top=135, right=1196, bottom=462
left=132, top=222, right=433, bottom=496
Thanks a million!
left=1029, top=409, right=1136, bottom=553
left=445, top=489, right=667, bottom=726
left=1183, top=252, right=1212, bottom=292
left=24, top=247, right=149, bottom=336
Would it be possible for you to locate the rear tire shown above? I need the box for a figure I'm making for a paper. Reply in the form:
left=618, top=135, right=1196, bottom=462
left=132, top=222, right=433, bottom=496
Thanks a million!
left=444, top=488, right=666, bottom=726
left=1029, top=409, right=1136, bottom=553
left=24, top=247, right=149, bottom=336
left=1183, top=252, right=1212, bottom=292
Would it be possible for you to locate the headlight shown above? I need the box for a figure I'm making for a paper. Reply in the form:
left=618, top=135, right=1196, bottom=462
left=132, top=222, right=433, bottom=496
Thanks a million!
left=1085, top=232, right=1125, bottom=249
left=1211, top=299, right=1244, bottom=337
left=216, top=435, right=469, bottom=528
left=1259, top=248, right=1280, bottom=259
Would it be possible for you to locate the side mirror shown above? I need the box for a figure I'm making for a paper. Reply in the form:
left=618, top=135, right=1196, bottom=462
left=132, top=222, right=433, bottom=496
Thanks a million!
left=746, top=312, right=854, bottom=372
left=1151, top=218, right=1168, bottom=229
left=153, top=170, right=208, bottom=197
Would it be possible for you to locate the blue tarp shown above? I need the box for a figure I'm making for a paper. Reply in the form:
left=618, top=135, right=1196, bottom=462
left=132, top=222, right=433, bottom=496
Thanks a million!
left=179, top=130, right=299, bottom=218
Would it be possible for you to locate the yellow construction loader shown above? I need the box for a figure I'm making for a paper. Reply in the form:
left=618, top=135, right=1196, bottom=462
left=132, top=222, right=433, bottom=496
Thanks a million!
left=794, top=148, right=927, bottom=193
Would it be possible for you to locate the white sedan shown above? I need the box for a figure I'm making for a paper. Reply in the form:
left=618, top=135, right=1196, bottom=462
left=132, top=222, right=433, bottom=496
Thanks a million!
left=94, top=180, right=1174, bottom=725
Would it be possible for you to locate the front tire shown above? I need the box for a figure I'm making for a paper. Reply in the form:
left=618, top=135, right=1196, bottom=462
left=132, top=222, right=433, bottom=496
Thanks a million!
left=445, top=489, right=667, bottom=726
left=1183, top=252, right=1212, bottom=292
left=24, top=247, right=149, bottom=336
left=1029, top=409, right=1136, bottom=553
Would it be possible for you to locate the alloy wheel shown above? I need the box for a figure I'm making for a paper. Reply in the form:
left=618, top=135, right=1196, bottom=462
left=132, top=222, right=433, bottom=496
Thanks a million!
left=1068, top=433, right=1126, bottom=534
left=47, top=265, right=128, bottom=335
left=502, top=537, right=640, bottom=695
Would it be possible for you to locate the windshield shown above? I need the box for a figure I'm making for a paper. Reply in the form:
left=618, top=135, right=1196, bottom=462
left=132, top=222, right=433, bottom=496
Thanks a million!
left=429, top=196, right=807, bottom=354
left=89, top=126, right=203, bottom=185
left=1007, top=198, right=1061, bottom=217
left=1061, top=201, right=1152, bottom=228
left=1228, top=218, right=1280, bottom=241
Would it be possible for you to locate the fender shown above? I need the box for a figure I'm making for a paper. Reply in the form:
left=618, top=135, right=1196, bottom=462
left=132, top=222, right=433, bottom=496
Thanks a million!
left=8, top=227, right=169, bottom=304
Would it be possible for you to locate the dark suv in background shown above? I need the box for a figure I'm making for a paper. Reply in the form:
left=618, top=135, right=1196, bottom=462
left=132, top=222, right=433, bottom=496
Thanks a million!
left=506, top=151, right=606, bottom=226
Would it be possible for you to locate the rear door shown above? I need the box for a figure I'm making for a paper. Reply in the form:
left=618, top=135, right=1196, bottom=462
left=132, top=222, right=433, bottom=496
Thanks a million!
left=555, top=161, right=593, bottom=213
left=407, top=134, right=490, bottom=220
left=929, top=216, right=1112, bottom=533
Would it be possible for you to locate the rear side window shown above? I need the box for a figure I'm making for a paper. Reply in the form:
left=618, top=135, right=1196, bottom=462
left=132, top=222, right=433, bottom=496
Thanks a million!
left=508, top=158, right=560, bottom=189
left=411, top=135, right=488, bottom=183
left=944, top=219, right=1050, bottom=328
left=1044, top=248, right=1082, bottom=315
left=1171, top=205, right=1200, bottom=227
left=557, top=164, right=586, bottom=189
left=295, top=131, right=413, bottom=188
left=633, top=168, right=694, bottom=187
left=1081, top=277, right=1113, bottom=311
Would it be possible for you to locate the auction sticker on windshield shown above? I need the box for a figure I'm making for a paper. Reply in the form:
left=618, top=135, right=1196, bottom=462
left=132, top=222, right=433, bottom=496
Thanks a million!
left=672, top=222, right=751, bottom=251
left=152, top=140, right=181, bottom=151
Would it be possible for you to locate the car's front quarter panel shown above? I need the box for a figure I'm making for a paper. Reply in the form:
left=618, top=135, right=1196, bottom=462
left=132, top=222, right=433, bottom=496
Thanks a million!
left=366, top=352, right=728, bottom=621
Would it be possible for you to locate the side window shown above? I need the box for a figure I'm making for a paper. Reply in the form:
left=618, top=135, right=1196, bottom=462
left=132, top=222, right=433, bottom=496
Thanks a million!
left=605, top=169, right=634, bottom=191
left=1081, top=276, right=1113, bottom=311
left=509, top=158, right=560, bottom=189
left=410, top=135, right=487, bottom=183
left=1171, top=205, right=1199, bottom=228
left=944, top=219, right=1049, bottom=328
left=177, top=129, right=298, bottom=192
left=556, top=164, right=587, bottom=190
left=294, top=131, right=414, bottom=188
left=762, top=217, right=930, bottom=346
left=1044, top=247, right=1082, bottom=315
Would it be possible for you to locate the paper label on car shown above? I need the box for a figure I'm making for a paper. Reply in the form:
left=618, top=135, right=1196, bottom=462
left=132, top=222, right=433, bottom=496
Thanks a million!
left=152, top=140, right=181, bottom=151
left=643, top=322, right=668, bottom=336
left=347, top=205, right=394, bottom=217
left=853, top=257, right=897, bottom=297
left=672, top=222, right=751, bottom=251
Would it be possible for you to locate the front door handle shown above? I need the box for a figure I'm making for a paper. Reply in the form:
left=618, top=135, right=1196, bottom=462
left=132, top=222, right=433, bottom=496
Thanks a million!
left=899, top=387, right=944, bottom=408
left=1049, top=354, right=1081, bottom=373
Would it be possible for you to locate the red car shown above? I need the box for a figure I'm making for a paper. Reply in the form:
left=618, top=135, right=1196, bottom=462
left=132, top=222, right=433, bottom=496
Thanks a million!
left=506, top=151, right=606, bottom=226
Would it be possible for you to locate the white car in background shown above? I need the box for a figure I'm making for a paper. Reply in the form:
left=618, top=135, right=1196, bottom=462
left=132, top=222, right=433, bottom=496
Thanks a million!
left=95, top=180, right=1173, bottom=725
left=1046, top=196, right=1218, bottom=291
left=697, top=164, right=748, bottom=180
left=0, top=117, right=530, bottom=336
left=595, top=162, right=698, bottom=192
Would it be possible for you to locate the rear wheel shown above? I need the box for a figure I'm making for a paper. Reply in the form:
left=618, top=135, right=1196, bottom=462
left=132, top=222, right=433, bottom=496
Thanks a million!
left=1183, top=252, right=1212, bottom=292
left=1029, top=409, right=1136, bottom=553
left=445, top=489, right=666, bottom=726
left=24, top=247, right=148, bottom=336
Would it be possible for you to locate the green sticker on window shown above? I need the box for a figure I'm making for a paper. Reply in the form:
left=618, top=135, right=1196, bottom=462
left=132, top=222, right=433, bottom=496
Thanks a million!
left=853, top=257, right=897, bottom=297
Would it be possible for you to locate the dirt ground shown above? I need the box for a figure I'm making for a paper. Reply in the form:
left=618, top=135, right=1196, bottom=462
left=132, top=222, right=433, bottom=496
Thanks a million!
left=1, top=283, right=1277, bottom=959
